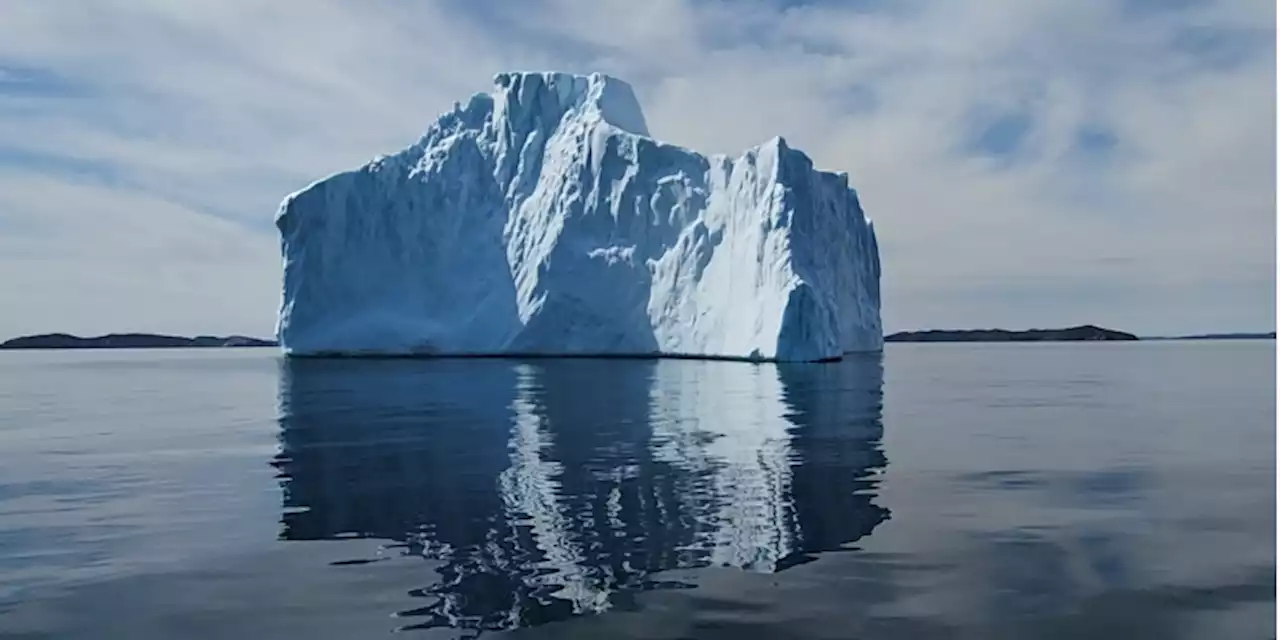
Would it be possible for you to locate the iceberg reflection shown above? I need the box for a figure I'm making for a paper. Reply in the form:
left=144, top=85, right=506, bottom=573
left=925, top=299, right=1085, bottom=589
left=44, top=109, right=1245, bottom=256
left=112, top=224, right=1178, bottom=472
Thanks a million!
left=273, top=355, right=888, bottom=633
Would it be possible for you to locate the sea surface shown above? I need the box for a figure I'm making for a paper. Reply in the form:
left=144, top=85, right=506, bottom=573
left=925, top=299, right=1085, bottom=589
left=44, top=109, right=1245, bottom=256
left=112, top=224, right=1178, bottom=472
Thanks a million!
left=0, top=341, right=1273, bottom=639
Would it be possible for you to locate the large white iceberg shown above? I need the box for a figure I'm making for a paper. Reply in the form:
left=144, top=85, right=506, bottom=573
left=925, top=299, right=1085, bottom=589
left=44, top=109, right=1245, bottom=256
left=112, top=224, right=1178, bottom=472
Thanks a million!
left=275, top=72, right=881, bottom=362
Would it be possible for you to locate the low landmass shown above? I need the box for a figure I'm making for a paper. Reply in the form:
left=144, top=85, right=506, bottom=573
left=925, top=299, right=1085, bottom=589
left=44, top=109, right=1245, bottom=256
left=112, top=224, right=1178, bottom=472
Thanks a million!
left=0, top=333, right=278, bottom=350
left=885, top=325, right=1139, bottom=343
left=1145, top=332, right=1275, bottom=341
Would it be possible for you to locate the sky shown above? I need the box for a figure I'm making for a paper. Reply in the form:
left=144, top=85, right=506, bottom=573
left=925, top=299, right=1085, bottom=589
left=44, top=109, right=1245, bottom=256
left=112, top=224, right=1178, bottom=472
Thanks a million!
left=0, top=0, right=1274, bottom=338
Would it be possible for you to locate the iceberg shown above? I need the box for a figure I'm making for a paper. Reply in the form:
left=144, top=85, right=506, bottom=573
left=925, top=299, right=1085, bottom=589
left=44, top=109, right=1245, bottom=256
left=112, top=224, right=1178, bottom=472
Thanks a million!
left=275, top=72, right=882, bottom=362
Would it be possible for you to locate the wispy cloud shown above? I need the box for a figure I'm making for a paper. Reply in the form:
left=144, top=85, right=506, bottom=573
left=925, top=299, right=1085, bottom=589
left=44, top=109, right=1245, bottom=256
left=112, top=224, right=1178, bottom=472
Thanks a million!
left=0, top=0, right=1273, bottom=337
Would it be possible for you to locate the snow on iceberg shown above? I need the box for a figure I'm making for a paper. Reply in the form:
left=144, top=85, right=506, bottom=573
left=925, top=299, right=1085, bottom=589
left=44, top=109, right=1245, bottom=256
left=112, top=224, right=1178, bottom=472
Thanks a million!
left=274, top=72, right=882, bottom=362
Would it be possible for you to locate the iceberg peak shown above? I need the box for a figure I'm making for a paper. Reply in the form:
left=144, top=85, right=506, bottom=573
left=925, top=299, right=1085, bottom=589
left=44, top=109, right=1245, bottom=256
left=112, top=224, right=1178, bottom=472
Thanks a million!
left=492, top=71, right=651, bottom=137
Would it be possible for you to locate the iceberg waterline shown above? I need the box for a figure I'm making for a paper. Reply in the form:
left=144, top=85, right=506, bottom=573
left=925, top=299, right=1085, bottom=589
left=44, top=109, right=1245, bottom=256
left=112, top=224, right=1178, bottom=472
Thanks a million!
left=275, top=71, right=882, bottom=362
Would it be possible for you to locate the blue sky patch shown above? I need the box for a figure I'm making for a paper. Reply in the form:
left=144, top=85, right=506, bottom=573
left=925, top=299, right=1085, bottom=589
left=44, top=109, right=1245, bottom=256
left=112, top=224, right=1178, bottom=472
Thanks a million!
left=0, top=147, right=120, bottom=184
left=1073, top=124, right=1119, bottom=156
left=0, top=64, right=88, bottom=99
left=963, top=107, right=1034, bottom=161
left=1171, top=25, right=1274, bottom=70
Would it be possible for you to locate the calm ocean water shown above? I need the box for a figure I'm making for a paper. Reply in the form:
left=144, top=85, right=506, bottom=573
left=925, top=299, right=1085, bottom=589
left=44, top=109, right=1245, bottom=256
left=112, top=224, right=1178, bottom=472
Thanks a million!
left=0, top=342, right=1273, bottom=639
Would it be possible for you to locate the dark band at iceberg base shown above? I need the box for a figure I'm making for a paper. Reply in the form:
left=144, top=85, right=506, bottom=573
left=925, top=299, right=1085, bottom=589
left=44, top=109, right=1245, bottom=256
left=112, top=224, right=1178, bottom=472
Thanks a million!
left=274, top=71, right=882, bottom=362
left=287, top=349, right=853, bottom=364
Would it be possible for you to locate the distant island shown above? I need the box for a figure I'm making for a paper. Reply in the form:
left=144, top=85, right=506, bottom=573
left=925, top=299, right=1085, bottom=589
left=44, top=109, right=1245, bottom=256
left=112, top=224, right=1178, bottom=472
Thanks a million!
left=0, top=333, right=278, bottom=350
left=1144, top=332, right=1275, bottom=341
left=885, top=325, right=1139, bottom=343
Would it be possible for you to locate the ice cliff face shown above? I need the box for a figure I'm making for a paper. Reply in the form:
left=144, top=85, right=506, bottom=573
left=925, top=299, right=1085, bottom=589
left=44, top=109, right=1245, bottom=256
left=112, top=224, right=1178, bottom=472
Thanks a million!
left=275, top=72, right=882, bottom=362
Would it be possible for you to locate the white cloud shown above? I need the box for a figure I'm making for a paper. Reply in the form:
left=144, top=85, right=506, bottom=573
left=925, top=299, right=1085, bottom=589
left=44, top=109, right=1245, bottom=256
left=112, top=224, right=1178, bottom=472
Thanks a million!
left=0, top=0, right=1272, bottom=337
